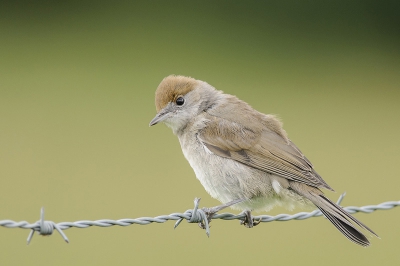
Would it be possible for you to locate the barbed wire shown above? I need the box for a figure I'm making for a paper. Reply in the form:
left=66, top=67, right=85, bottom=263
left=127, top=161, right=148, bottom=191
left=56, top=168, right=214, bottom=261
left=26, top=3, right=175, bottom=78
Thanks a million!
left=0, top=193, right=398, bottom=244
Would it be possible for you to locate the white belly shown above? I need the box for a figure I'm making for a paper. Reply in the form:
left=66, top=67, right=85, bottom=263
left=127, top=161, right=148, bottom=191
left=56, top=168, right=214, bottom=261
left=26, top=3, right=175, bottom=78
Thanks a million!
left=179, top=135, right=286, bottom=211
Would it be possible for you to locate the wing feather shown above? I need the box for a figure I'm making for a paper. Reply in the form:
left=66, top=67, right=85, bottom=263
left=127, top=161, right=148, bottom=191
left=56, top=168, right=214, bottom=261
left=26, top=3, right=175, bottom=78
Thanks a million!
left=199, top=112, right=333, bottom=190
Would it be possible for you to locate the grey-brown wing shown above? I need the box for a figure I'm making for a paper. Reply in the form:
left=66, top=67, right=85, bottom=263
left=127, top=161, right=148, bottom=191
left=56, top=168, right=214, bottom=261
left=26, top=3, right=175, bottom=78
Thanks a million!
left=199, top=115, right=333, bottom=190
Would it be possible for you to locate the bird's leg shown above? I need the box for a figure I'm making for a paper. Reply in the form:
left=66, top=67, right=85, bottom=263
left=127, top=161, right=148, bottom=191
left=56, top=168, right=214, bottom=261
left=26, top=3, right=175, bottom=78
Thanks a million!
left=198, top=199, right=244, bottom=229
left=239, top=210, right=261, bottom=228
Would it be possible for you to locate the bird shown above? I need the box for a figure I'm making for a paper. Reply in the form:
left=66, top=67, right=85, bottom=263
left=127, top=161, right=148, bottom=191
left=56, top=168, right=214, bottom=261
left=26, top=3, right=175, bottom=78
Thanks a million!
left=149, top=75, right=377, bottom=246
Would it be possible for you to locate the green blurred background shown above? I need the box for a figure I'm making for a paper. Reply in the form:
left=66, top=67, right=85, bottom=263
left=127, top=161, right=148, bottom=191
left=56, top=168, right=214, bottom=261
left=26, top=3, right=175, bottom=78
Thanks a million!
left=1, top=1, right=399, bottom=265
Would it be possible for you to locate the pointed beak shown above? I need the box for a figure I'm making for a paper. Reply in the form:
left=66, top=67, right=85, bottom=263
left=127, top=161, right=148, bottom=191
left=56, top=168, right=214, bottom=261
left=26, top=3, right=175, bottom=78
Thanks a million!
left=149, top=111, right=168, bottom=126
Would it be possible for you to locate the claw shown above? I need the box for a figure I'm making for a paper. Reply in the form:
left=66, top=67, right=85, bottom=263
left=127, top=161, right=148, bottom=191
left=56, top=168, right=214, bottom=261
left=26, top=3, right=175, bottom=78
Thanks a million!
left=198, top=208, right=213, bottom=229
left=240, top=210, right=261, bottom=228
left=197, top=199, right=245, bottom=231
left=198, top=220, right=212, bottom=230
left=253, top=217, right=262, bottom=226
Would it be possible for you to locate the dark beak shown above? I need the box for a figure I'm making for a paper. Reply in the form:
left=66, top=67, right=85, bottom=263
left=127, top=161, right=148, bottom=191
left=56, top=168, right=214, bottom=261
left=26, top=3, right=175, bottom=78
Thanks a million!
left=149, top=111, right=168, bottom=126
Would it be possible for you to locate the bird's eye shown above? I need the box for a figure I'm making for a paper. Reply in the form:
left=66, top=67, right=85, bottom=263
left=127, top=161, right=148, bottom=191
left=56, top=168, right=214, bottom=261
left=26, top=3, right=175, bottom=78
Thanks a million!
left=176, top=97, right=185, bottom=106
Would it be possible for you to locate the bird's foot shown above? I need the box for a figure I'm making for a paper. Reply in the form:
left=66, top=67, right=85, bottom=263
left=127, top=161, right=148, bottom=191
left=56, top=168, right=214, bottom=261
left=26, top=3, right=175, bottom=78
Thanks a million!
left=198, top=208, right=212, bottom=230
left=198, top=199, right=245, bottom=229
left=239, top=210, right=261, bottom=228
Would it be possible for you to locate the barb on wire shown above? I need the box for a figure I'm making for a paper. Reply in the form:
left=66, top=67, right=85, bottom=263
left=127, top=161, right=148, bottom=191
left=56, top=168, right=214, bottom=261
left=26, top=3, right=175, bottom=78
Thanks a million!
left=26, top=207, right=69, bottom=245
left=0, top=193, right=398, bottom=244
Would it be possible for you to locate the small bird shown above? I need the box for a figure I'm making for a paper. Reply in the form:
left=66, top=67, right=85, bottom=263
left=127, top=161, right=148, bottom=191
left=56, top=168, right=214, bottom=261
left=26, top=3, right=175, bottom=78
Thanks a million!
left=149, top=75, right=377, bottom=246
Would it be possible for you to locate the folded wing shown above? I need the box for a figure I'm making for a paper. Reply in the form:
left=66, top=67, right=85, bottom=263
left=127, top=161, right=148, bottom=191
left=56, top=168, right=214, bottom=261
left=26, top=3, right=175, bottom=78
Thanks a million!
left=199, top=112, right=333, bottom=190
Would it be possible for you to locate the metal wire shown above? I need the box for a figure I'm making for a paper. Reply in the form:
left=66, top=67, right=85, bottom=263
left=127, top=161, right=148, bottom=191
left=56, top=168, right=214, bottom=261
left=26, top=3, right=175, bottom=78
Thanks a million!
left=0, top=193, right=398, bottom=244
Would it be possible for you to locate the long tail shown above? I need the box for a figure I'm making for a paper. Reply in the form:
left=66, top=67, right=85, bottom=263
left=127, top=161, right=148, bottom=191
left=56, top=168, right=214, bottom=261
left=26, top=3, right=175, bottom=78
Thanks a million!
left=290, top=182, right=378, bottom=247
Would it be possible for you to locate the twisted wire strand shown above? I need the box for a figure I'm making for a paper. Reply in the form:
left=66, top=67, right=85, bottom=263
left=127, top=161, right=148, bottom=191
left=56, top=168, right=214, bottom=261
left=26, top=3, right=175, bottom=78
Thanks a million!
left=0, top=195, right=398, bottom=244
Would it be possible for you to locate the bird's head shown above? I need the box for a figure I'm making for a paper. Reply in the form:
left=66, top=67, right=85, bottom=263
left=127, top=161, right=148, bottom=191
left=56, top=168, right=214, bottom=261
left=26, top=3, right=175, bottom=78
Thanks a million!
left=149, top=75, right=219, bottom=133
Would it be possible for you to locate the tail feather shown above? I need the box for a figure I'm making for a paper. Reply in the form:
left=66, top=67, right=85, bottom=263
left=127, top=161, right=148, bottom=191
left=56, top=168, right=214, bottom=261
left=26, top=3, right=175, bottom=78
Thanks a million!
left=319, top=195, right=378, bottom=237
left=317, top=206, right=369, bottom=246
left=289, top=182, right=378, bottom=246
